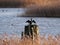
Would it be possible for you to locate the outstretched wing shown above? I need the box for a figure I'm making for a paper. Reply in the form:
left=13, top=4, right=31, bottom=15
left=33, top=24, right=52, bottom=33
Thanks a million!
left=32, top=20, right=36, bottom=23
left=26, top=20, right=31, bottom=23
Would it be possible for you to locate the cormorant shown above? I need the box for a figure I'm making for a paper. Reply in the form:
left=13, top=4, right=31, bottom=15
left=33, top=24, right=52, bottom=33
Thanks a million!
left=26, top=19, right=36, bottom=25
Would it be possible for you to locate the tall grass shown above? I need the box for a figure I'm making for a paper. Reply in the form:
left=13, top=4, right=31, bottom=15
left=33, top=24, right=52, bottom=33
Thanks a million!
left=0, top=34, right=60, bottom=45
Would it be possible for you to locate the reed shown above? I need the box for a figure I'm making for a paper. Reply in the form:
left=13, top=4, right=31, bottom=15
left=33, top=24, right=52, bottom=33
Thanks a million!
left=0, top=34, right=60, bottom=45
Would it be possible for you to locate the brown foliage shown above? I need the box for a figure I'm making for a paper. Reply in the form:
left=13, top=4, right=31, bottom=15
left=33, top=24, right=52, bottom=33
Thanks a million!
left=0, top=34, right=60, bottom=45
left=0, top=0, right=60, bottom=8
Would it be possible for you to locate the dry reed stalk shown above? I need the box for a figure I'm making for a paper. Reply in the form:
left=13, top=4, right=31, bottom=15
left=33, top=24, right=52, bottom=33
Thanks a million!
left=0, top=34, right=60, bottom=45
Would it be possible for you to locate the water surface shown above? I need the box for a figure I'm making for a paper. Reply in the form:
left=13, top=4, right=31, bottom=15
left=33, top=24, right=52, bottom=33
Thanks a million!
left=0, top=8, right=60, bottom=36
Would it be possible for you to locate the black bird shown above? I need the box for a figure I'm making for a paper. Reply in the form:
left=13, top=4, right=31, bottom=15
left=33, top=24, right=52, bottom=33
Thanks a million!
left=26, top=20, right=31, bottom=24
left=26, top=19, right=36, bottom=25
